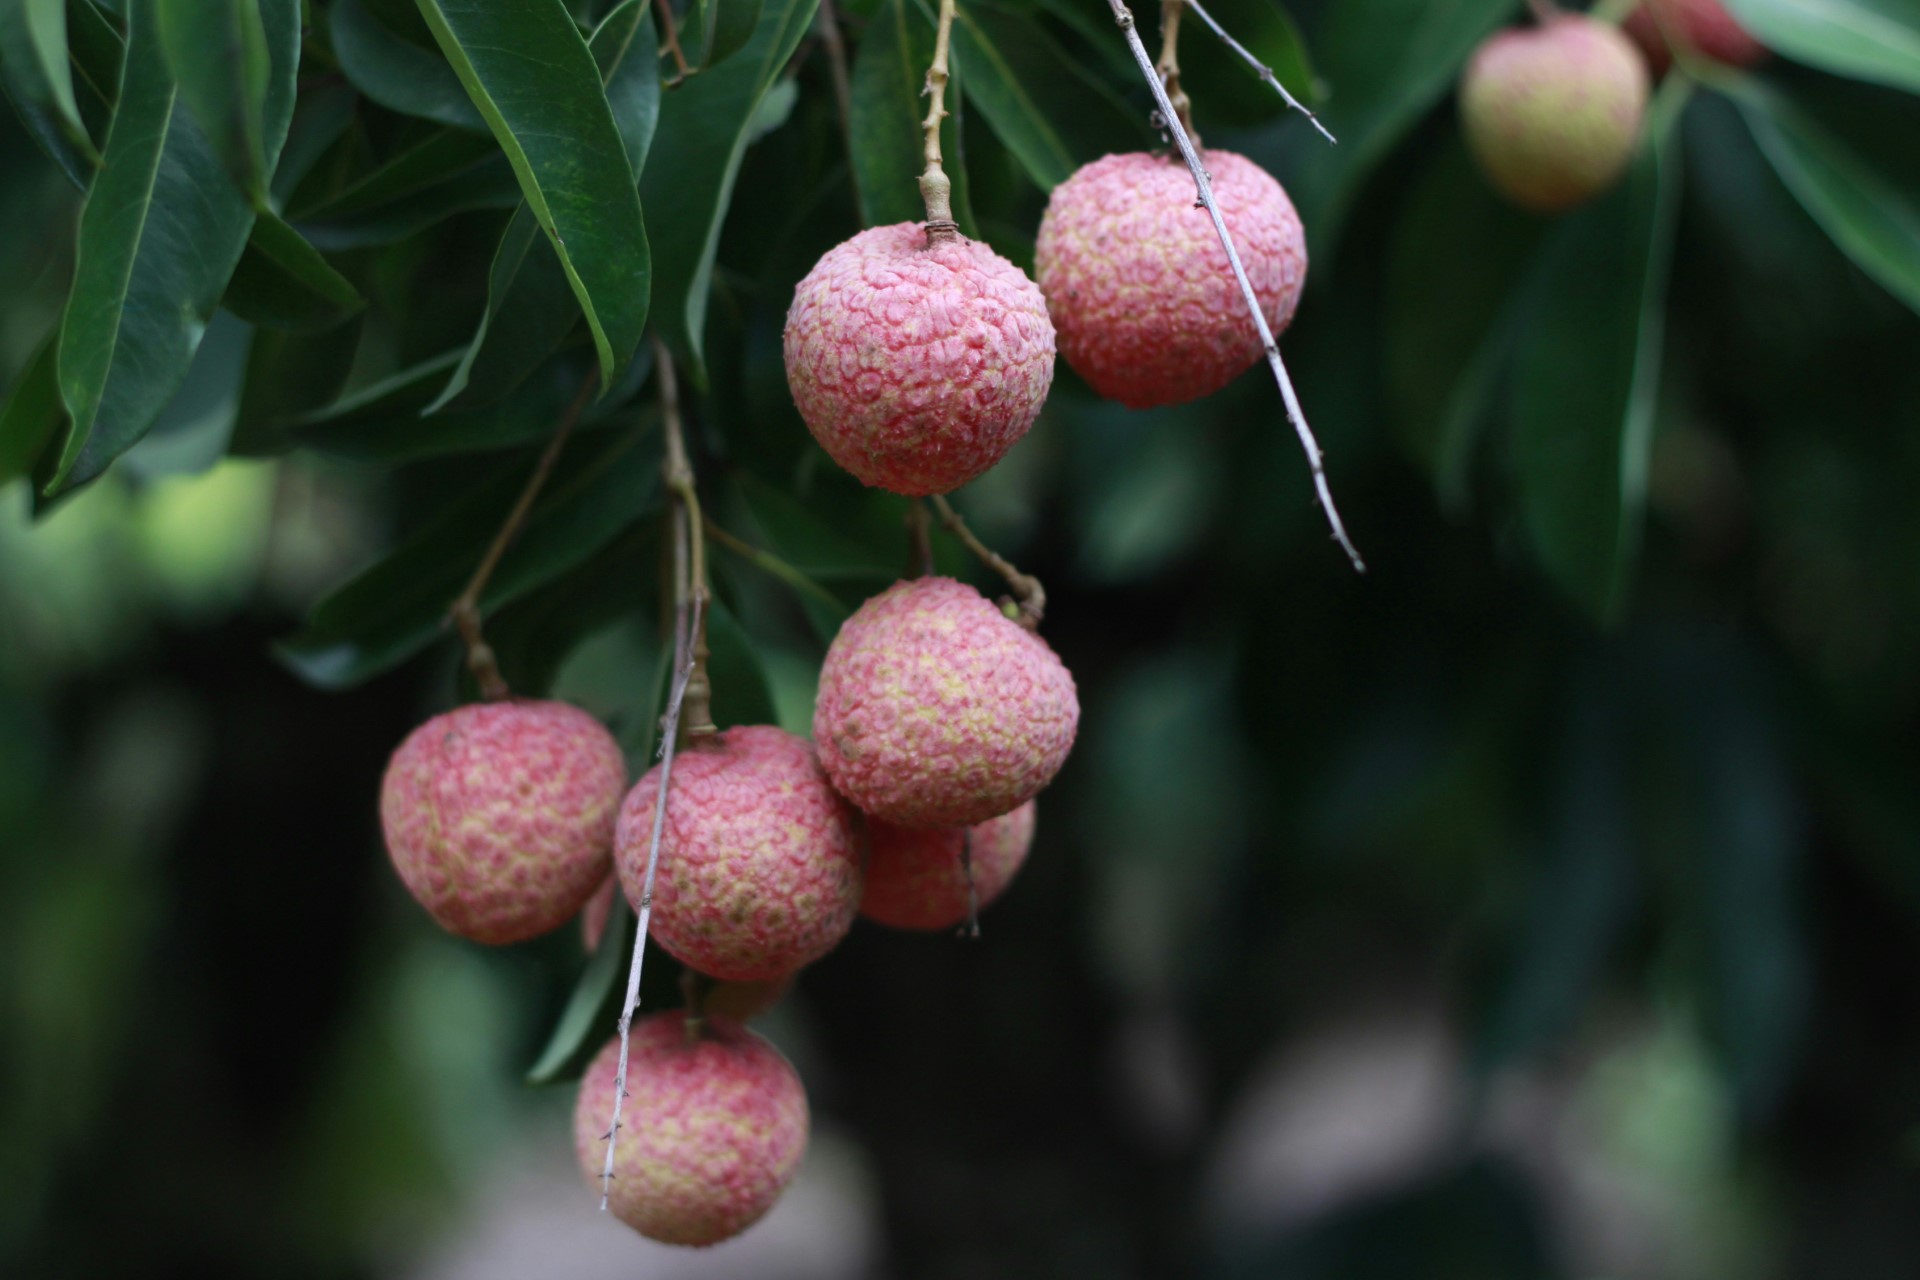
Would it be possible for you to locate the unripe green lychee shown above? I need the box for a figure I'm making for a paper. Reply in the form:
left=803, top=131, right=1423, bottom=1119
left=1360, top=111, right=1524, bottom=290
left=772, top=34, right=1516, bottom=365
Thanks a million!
left=1625, top=0, right=1766, bottom=73
left=574, top=1014, right=807, bottom=1247
left=1460, top=16, right=1651, bottom=213
left=380, top=700, right=626, bottom=945
left=862, top=801, right=1037, bottom=931
left=615, top=725, right=862, bottom=982
left=814, top=577, right=1078, bottom=829
left=783, top=223, right=1056, bottom=496
left=1035, top=150, right=1306, bottom=409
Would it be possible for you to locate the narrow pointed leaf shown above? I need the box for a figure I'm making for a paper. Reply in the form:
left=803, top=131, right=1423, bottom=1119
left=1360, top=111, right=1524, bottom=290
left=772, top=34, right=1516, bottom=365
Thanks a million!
left=1, top=332, right=66, bottom=486
left=1725, top=0, right=1920, bottom=95
left=329, top=0, right=484, bottom=131
left=229, top=318, right=363, bottom=455
left=224, top=211, right=365, bottom=330
left=154, top=0, right=277, bottom=203
left=702, top=0, right=763, bottom=68
left=0, top=0, right=100, bottom=183
left=412, top=0, right=651, bottom=387
left=524, top=894, right=633, bottom=1085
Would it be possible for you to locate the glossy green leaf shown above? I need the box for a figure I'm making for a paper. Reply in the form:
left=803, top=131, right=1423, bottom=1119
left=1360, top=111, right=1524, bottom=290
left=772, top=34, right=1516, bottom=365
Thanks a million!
left=413, top=0, right=651, bottom=388
left=1725, top=0, right=1920, bottom=94
left=224, top=211, right=365, bottom=329
left=48, top=0, right=298, bottom=494
left=640, top=0, right=820, bottom=374
left=0, top=332, right=65, bottom=486
left=296, top=356, right=605, bottom=463
left=706, top=596, right=780, bottom=730
left=848, top=0, right=976, bottom=234
left=951, top=1, right=1144, bottom=192
left=1510, top=84, right=1686, bottom=620
left=276, top=427, right=661, bottom=688
left=154, top=0, right=276, bottom=203
left=229, top=318, right=363, bottom=455
left=1283, top=0, right=1511, bottom=246
left=1734, top=82, right=1920, bottom=314
left=1385, top=137, right=1547, bottom=507
left=426, top=0, right=660, bottom=413
left=0, top=0, right=100, bottom=184
left=291, top=128, right=519, bottom=249
left=329, top=0, right=483, bottom=131
left=524, top=892, right=631, bottom=1086
left=702, top=0, right=763, bottom=68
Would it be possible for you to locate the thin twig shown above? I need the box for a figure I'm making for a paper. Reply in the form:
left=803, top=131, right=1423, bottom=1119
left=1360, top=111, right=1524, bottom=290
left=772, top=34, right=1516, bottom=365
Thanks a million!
left=447, top=372, right=600, bottom=699
left=656, top=336, right=714, bottom=738
left=703, top=514, right=846, bottom=613
left=1101, top=0, right=1365, bottom=573
left=919, top=0, right=959, bottom=240
left=815, top=0, right=863, bottom=217
left=1182, top=0, right=1334, bottom=144
left=906, top=499, right=934, bottom=577
left=1155, top=0, right=1197, bottom=143
left=929, top=495, right=1046, bottom=628
left=657, top=0, right=692, bottom=83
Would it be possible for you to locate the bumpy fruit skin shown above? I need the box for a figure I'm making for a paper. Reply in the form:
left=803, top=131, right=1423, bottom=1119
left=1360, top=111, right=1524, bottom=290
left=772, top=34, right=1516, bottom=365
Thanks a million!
left=783, top=223, right=1056, bottom=496
left=863, top=801, right=1037, bottom=931
left=1626, top=0, right=1766, bottom=71
left=814, top=577, right=1078, bottom=829
left=380, top=700, right=625, bottom=945
left=1034, top=150, right=1306, bottom=409
left=1460, top=17, right=1651, bottom=213
left=574, top=1015, right=808, bottom=1247
left=615, top=726, right=862, bottom=981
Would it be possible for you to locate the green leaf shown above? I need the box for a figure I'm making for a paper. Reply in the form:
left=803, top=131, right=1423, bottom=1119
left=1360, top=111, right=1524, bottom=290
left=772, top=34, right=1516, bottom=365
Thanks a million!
left=1733, top=81, right=1920, bottom=314
left=0, top=332, right=66, bottom=487
left=329, top=0, right=484, bottom=131
left=229, top=318, right=363, bottom=455
left=48, top=0, right=297, bottom=494
left=276, top=427, right=661, bottom=689
left=223, top=211, right=365, bottom=329
left=849, top=0, right=976, bottom=234
left=524, top=892, right=632, bottom=1086
left=1178, top=0, right=1321, bottom=129
left=706, top=596, right=780, bottom=729
left=1385, top=137, right=1547, bottom=508
left=426, top=0, right=661, bottom=413
left=154, top=0, right=277, bottom=203
left=290, top=128, right=519, bottom=250
left=1725, top=0, right=1920, bottom=95
left=640, top=0, right=820, bottom=374
left=413, top=0, right=651, bottom=388
left=0, top=0, right=101, bottom=184
left=702, top=0, right=763, bottom=68
left=951, top=1, right=1145, bottom=192
left=1510, top=82, right=1687, bottom=621
left=1283, top=0, right=1511, bottom=247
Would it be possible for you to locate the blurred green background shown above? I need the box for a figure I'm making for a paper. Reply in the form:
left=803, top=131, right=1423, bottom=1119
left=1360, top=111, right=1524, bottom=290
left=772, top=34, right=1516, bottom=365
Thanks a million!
left=5, top=0, right=1920, bottom=1277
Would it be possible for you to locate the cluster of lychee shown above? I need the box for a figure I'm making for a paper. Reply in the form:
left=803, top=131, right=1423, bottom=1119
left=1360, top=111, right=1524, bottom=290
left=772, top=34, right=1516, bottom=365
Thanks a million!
left=1460, top=0, right=1767, bottom=214
left=375, top=35, right=1330, bottom=1251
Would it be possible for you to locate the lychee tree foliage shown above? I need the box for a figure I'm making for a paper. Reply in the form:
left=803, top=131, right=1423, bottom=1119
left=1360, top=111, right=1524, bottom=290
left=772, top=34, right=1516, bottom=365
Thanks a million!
left=4, top=0, right=1920, bottom=1264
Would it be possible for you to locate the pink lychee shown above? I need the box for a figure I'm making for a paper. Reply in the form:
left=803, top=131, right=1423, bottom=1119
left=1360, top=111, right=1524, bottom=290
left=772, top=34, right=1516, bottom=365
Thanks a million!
left=862, top=800, right=1038, bottom=931
left=1626, top=0, right=1767, bottom=70
left=783, top=223, right=1056, bottom=496
left=814, top=577, right=1078, bottom=829
left=380, top=700, right=626, bottom=945
left=574, top=1014, right=808, bottom=1246
left=1460, top=16, right=1651, bottom=213
left=1034, top=150, right=1306, bottom=409
left=615, top=725, right=862, bottom=982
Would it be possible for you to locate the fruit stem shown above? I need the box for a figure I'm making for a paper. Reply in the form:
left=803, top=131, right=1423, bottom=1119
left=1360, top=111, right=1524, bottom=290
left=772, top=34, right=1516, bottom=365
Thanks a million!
left=906, top=499, right=935, bottom=577
left=446, top=370, right=599, bottom=700
left=657, top=0, right=693, bottom=86
left=656, top=334, right=715, bottom=740
left=816, top=0, right=865, bottom=216
left=1182, top=0, right=1335, bottom=144
left=918, top=0, right=960, bottom=243
left=1155, top=0, right=1199, bottom=145
left=929, top=494, right=1047, bottom=630
left=1101, top=0, right=1366, bottom=574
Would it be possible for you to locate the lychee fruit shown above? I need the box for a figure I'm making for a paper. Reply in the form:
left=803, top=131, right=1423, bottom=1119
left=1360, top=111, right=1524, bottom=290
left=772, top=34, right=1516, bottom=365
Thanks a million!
left=1625, top=0, right=1766, bottom=72
left=380, top=700, right=626, bottom=945
left=814, top=577, right=1078, bottom=829
left=615, top=725, right=862, bottom=982
left=1459, top=16, right=1651, bottom=213
left=783, top=223, right=1056, bottom=496
left=862, top=801, right=1038, bottom=931
left=1034, top=150, right=1306, bottom=409
left=574, top=1014, right=807, bottom=1246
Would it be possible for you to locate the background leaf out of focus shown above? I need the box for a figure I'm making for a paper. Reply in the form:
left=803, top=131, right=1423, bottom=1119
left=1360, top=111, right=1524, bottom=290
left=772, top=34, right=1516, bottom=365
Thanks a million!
left=4, top=0, right=1920, bottom=1277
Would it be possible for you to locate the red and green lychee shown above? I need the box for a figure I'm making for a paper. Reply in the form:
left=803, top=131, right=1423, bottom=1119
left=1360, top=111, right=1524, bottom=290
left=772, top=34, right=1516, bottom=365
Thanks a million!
left=862, top=801, right=1038, bottom=931
left=1460, top=16, right=1651, bottom=213
left=1035, top=149, right=1306, bottom=409
left=380, top=700, right=625, bottom=945
left=614, top=725, right=862, bottom=982
left=814, top=577, right=1078, bottom=829
left=1625, top=0, right=1767, bottom=73
left=783, top=223, right=1056, bottom=496
left=574, top=1014, right=807, bottom=1246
